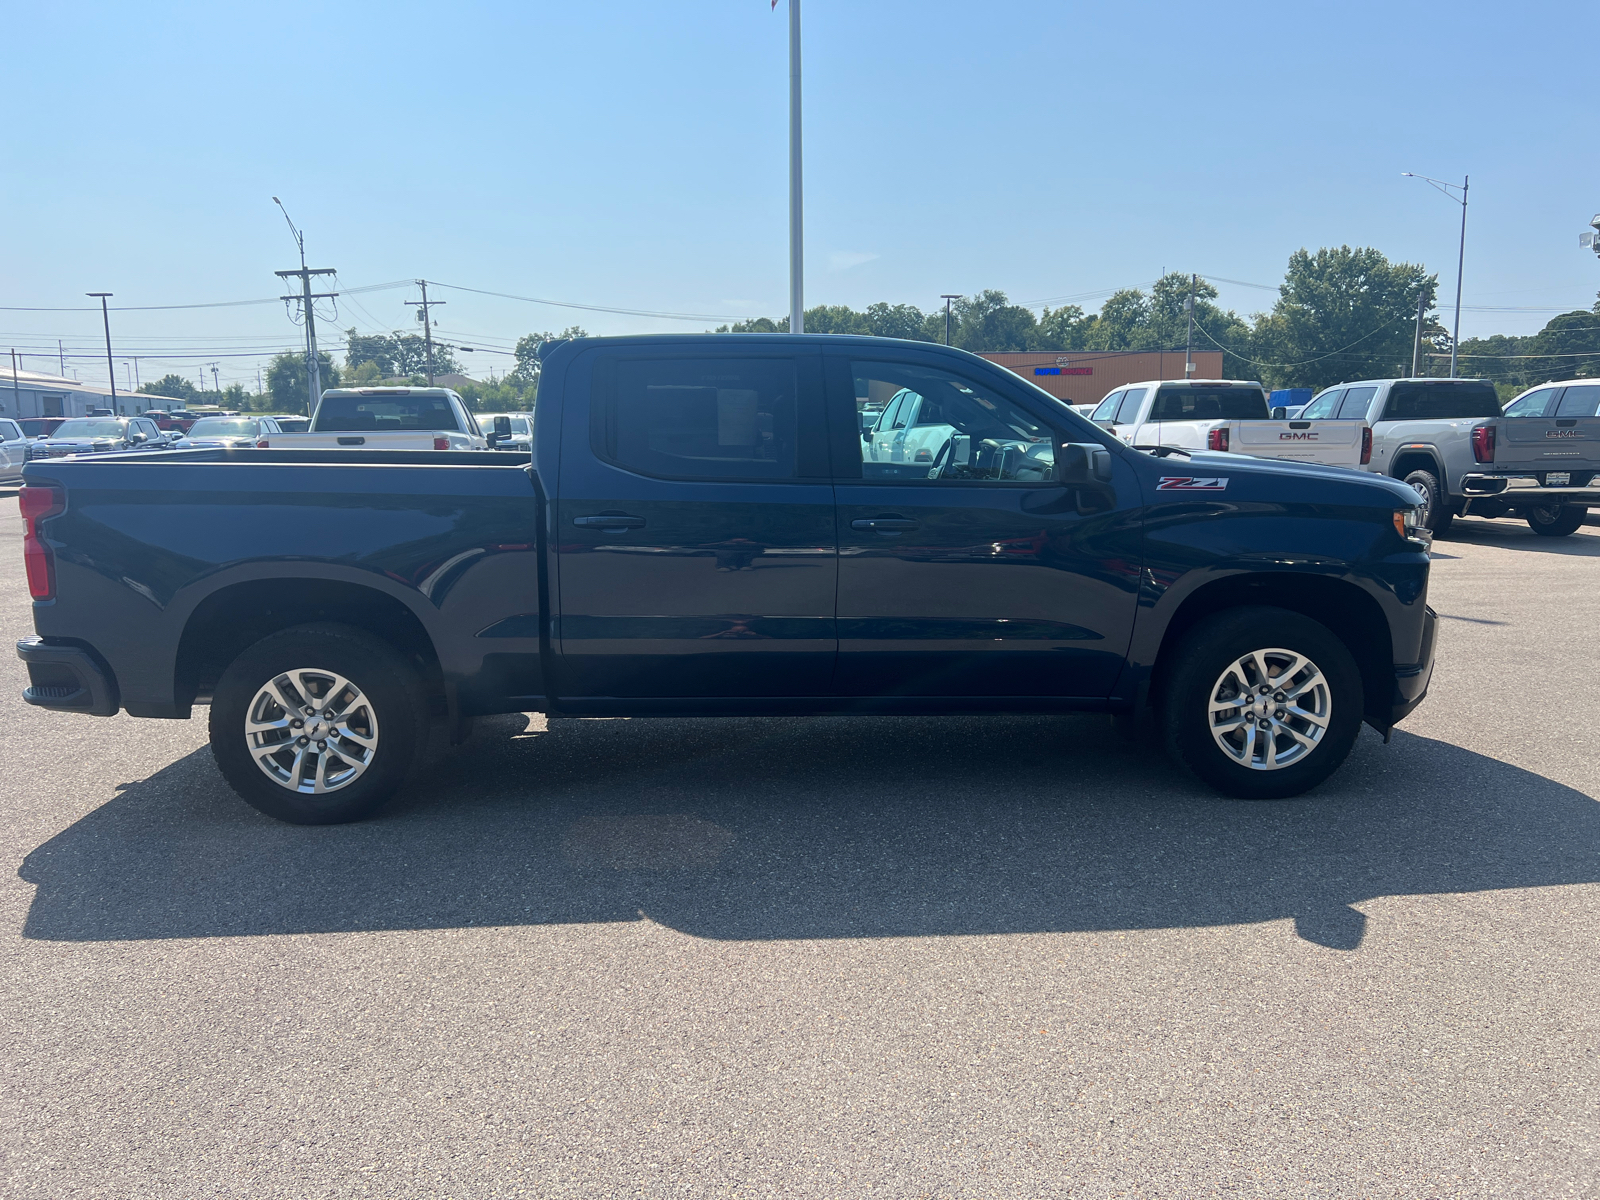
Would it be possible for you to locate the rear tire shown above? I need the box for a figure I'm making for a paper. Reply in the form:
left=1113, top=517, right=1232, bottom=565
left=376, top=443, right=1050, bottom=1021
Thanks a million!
left=209, top=623, right=430, bottom=824
left=1161, top=606, right=1364, bottom=800
left=1402, top=469, right=1452, bottom=537
left=1526, top=504, right=1585, bottom=537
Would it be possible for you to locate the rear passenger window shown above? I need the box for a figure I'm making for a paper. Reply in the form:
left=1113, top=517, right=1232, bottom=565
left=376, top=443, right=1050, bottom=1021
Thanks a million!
left=597, top=357, right=797, bottom=480
left=1554, top=385, right=1600, bottom=417
left=0, top=421, right=18, bottom=440
left=1379, top=382, right=1501, bottom=420
left=1336, top=386, right=1378, bottom=420
left=1116, top=388, right=1148, bottom=422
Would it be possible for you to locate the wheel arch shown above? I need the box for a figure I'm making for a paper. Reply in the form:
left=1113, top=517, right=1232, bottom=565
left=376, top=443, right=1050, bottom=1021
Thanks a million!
left=1149, top=572, right=1394, bottom=727
left=175, top=576, right=445, bottom=713
left=1390, top=445, right=1448, bottom=493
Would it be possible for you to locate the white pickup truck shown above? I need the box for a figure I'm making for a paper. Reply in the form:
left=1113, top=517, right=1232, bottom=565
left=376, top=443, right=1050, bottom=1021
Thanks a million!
left=261, top=387, right=487, bottom=451
left=1088, top=379, right=1371, bottom=468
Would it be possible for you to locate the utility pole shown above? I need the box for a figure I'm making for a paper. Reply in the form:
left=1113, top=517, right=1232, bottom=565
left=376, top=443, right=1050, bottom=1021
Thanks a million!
left=1402, top=172, right=1468, bottom=378
left=133, top=357, right=140, bottom=390
left=10, top=349, right=20, bottom=416
left=787, top=0, right=804, bottom=333
left=1410, top=292, right=1427, bottom=377
left=1184, top=274, right=1197, bottom=376
left=404, top=280, right=445, bottom=385
left=125, top=362, right=133, bottom=393
left=86, top=293, right=117, bottom=414
left=941, top=295, right=960, bottom=345
left=57, top=340, right=65, bottom=377
left=273, top=197, right=336, bottom=416
left=210, top=364, right=221, bottom=396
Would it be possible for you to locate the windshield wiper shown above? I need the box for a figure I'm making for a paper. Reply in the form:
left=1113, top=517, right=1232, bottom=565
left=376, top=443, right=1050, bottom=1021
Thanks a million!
left=1133, top=444, right=1193, bottom=458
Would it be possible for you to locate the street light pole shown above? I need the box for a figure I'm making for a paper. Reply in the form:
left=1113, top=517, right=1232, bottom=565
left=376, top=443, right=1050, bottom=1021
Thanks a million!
left=941, top=295, right=960, bottom=346
left=86, top=293, right=117, bottom=413
left=1402, top=172, right=1469, bottom=378
left=787, top=0, right=804, bottom=334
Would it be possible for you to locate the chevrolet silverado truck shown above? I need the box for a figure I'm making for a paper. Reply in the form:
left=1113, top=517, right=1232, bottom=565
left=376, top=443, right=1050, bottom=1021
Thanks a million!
left=16, top=335, right=1435, bottom=824
left=263, top=386, right=488, bottom=451
left=1088, top=379, right=1371, bottom=468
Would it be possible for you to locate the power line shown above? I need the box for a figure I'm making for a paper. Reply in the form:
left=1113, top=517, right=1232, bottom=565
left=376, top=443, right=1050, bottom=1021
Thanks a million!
left=427, top=280, right=747, bottom=322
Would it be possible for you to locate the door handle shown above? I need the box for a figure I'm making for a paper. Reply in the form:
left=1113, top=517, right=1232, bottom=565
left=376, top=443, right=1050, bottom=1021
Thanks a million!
left=851, top=517, right=920, bottom=533
left=573, top=514, right=646, bottom=530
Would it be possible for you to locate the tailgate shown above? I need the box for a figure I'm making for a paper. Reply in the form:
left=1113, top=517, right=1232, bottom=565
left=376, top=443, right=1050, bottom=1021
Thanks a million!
left=1230, top=419, right=1366, bottom=466
left=266, top=432, right=444, bottom=449
left=1493, top=417, right=1600, bottom=474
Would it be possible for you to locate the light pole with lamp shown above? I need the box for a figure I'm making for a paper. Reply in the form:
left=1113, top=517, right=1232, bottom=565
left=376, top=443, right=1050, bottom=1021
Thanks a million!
left=1402, top=172, right=1468, bottom=378
left=940, top=295, right=961, bottom=345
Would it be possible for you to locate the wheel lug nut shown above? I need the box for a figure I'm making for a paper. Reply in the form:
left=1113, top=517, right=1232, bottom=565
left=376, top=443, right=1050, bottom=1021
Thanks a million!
left=291, top=719, right=303, bottom=728
left=298, top=736, right=309, bottom=746
left=1275, top=709, right=1285, bottom=719
left=323, top=710, right=334, bottom=719
left=317, top=740, right=327, bottom=751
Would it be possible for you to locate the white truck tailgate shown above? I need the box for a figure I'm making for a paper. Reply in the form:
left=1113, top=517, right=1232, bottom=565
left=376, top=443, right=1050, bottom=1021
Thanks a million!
left=1229, top=419, right=1367, bottom=467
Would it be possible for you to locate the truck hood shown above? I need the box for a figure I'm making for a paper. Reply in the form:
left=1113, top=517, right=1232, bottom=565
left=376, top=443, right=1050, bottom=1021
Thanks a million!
left=1165, top=449, right=1421, bottom=506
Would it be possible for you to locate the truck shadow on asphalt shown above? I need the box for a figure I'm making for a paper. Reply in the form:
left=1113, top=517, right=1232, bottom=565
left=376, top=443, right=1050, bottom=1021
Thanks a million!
left=1441, top=519, right=1600, bottom=555
left=17, top=714, right=1600, bottom=950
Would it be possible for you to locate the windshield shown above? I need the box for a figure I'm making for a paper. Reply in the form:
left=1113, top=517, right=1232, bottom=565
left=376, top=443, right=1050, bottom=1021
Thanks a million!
left=51, top=419, right=125, bottom=438
left=186, top=418, right=258, bottom=437
left=1150, top=386, right=1268, bottom=422
left=313, top=394, right=460, bottom=432
left=1380, top=382, right=1501, bottom=421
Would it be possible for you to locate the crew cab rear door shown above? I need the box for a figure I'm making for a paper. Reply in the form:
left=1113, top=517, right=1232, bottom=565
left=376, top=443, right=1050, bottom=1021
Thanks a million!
left=555, top=344, right=837, bottom=701
left=1493, top=382, right=1600, bottom=476
left=826, top=352, right=1142, bottom=700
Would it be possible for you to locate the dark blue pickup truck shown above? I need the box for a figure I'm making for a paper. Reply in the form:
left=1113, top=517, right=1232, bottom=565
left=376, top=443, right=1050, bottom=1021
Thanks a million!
left=17, top=335, right=1436, bottom=823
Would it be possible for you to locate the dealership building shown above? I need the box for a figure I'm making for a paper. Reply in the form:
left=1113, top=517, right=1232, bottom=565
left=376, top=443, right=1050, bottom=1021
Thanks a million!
left=979, top=350, right=1225, bottom=406
left=1, top=368, right=134, bottom=419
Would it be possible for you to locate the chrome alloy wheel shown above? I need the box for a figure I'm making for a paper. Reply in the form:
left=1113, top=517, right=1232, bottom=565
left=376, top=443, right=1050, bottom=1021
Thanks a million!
left=1207, top=647, right=1331, bottom=771
left=244, top=667, right=380, bottom=794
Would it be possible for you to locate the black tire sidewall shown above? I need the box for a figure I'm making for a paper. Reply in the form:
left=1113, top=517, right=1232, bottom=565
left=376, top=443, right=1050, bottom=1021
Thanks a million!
left=209, top=623, right=428, bottom=824
left=1526, top=505, right=1585, bottom=537
left=1162, top=606, right=1364, bottom=800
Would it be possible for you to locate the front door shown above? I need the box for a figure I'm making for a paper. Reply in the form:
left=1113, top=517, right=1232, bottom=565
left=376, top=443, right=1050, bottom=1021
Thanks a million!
left=827, top=353, right=1143, bottom=700
left=555, top=345, right=837, bottom=702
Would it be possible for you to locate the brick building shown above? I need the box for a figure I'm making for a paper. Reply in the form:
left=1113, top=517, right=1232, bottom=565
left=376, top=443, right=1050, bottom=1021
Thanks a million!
left=978, top=350, right=1226, bottom=406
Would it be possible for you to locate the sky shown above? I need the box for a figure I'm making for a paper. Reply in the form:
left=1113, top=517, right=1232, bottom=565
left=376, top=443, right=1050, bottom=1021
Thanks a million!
left=3, top=0, right=1597, bottom=391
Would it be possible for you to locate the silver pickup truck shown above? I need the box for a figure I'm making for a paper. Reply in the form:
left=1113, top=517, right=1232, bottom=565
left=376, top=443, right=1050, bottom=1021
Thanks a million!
left=1302, top=377, right=1600, bottom=536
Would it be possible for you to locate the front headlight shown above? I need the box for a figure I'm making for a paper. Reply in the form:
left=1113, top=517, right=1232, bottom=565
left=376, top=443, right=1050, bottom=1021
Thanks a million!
left=1393, top=507, right=1427, bottom=542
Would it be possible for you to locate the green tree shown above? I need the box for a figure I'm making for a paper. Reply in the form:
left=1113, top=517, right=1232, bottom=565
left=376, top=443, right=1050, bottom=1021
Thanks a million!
left=344, top=329, right=396, bottom=376
left=863, top=302, right=929, bottom=341
left=950, top=289, right=1037, bottom=351
left=266, top=352, right=339, bottom=413
left=509, top=326, right=589, bottom=386
left=1248, top=247, right=1436, bottom=389
left=1029, top=304, right=1095, bottom=351
left=139, top=375, right=198, bottom=402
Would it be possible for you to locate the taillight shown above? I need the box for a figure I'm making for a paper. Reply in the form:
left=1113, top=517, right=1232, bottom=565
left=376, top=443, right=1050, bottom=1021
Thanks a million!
left=1360, top=427, right=1372, bottom=465
left=20, top=485, right=65, bottom=601
left=1470, top=424, right=1495, bottom=463
left=1206, top=427, right=1229, bottom=452
left=256, top=439, right=269, bottom=448
left=433, top=437, right=450, bottom=450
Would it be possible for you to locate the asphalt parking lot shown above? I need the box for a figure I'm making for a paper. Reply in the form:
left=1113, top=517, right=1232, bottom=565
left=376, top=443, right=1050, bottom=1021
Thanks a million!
left=0, top=494, right=1596, bottom=1199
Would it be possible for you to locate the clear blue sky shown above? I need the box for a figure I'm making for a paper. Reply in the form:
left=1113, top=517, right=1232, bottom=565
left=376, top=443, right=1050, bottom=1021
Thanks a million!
left=3, top=0, right=1596, bottom=390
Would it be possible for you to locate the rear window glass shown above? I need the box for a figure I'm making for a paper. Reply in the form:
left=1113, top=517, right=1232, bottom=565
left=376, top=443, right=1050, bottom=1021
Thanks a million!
left=1335, top=386, right=1378, bottom=420
left=599, top=357, right=797, bottom=480
left=1150, top=386, right=1267, bottom=421
left=314, top=394, right=460, bottom=432
left=1554, top=384, right=1600, bottom=417
left=1503, top=388, right=1558, bottom=417
left=1380, top=382, right=1501, bottom=420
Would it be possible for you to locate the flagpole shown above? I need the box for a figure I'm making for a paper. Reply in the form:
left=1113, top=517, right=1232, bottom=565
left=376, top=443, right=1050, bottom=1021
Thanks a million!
left=788, top=0, right=804, bottom=334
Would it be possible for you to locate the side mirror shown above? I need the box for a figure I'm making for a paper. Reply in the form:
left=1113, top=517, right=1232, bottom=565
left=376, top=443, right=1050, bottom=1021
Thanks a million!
left=861, top=429, right=873, bottom=443
left=130, top=432, right=147, bottom=443
left=487, top=415, right=512, bottom=448
left=1271, top=406, right=1288, bottom=420
left=1056, top=442, right=1113, bottom=487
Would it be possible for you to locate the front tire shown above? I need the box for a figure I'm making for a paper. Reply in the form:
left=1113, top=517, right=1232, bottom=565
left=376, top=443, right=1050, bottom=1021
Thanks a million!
left=1161, top=607, right=1364, bottom=800
left=209, top=623, right=430, bottom=824
left=1526, top=504, right=1585, bottom=537
left=1402, top=468, right=1452, bottom=537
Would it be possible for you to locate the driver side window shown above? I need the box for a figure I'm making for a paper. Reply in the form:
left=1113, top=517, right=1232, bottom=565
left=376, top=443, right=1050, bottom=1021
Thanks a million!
left=1299, top=390, right=1342, bottom=420
left=850, top=361, right=1056, bottom=484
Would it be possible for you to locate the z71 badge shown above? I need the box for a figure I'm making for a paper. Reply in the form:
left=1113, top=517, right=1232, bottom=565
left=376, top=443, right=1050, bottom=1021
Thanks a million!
left=1157, top=476, right=1228, bottom=491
